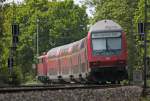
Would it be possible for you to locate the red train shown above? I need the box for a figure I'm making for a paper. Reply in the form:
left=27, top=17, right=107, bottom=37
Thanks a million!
left=37, top=20, right=128, bottom=84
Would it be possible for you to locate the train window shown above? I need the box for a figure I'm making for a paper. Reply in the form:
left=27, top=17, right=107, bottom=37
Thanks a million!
left=49, top=48, right=59, bottom=57
left=91, top=32, right=122, bottom=55
left=68, top=47, right=72, bottom=54
left=107, top=38, right=121, bottom=50
left=80, top=40, right=84, bottom=49
left=38, top=58, right=42, bottom=63
left=48, top=54, right=56, bottom=58
left=92, top=32, right=121, bottom=38
left=92, top=38, right=106, bottom=50
left=64, top=48, right=68, bottom=55
left=60, top=48, right=68, bottom=56
left=72, top=44, right=78, bottom=53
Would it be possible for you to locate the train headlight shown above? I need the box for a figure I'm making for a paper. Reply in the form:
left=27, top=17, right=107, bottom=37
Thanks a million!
left=90, top=61, right=101, bottom=67
left=117, top=60, right=127, bottom=67
left=118, top=60, right=125, bottom=64
left=125, top=66, right=128, bottom=70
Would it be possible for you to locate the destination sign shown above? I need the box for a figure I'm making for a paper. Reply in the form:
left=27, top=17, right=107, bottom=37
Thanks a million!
left=92, top=32, right=121, bottom=38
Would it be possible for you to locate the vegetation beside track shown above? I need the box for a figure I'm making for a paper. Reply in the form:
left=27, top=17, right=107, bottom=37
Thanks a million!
left=141, top=97, right=150, bottom=101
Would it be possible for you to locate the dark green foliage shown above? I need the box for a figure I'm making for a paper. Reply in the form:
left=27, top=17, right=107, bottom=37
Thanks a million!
left=0, top=66, right=22, bottom=85
left=8, top=67, right=23, bottom=85
left=1, top=0, right=88, bottom=84
left=0, top=0, right=8, bottom=85
left=0, top=67, right=9, bottom=85
left=47, top=0, right=88, bottom=47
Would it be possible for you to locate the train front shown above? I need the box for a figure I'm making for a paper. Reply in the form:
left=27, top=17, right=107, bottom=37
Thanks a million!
left=87, top=20, right=128, bottom=83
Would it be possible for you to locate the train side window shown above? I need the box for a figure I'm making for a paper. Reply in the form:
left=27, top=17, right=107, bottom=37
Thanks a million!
left=72, top=44, right=78, bottom=53
left=38, top=59, right=42, bottom=63
left=59, top=50, right=63, bottom=56
left=68, top=47, right=72, bottom=54
left=60, top=45, right=70, bottom=56
left=63, top=48, right=67, bottom=56
left=80, top=40, right=84, bottom=49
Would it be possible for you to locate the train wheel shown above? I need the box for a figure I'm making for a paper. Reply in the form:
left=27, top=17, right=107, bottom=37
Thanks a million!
left=79, top=74, right=86, bottom=84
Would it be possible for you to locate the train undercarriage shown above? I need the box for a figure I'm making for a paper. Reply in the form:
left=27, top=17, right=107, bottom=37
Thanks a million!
left=88, top=67, right=128, bottom=84
left=38, top=66, right=128, bottom=84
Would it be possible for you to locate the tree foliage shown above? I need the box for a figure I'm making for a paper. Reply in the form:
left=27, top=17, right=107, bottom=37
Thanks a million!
left=1, top=0, right=88, bottom=83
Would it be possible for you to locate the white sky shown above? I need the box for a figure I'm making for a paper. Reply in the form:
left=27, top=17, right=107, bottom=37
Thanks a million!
left=5, top=0, right=94, bottom=17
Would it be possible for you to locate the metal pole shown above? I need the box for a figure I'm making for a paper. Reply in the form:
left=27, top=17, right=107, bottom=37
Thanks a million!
left=36, top=18, right=39, bottom=57
left=144, top=0, right=147, bottom=89
left=12, top=0, right=15, bottom=22
left=0, top=1, right=4, bottom=69
left=130, top=17, right=134, bottom=83
left=9, top=0, right=15, bottom=75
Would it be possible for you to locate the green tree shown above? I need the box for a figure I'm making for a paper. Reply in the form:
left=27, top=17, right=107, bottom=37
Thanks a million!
left=47, top=0, right=88, bottom=47
left=133, top=0, right=150, bottom=85
left=2, top=0, right=88, bottom=82
left=0, top=0, right=5, bottom=65
left=0, top=0, right=15, bottom=85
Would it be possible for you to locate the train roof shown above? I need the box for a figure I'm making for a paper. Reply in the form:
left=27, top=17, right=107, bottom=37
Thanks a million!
left=47, top=38, right=86, bottom=58
left=89, top=20, right=123, bottom=32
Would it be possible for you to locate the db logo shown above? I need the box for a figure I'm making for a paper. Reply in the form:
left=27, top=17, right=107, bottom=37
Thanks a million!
left=106, top=57, right=111, bottom=60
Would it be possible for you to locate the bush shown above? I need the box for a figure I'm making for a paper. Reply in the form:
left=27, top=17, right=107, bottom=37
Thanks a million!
left=8, top=67, right=23, bottom=86
left=24, top=73, right=35, bottom=83
left=0, top=67, right=9, bottom=85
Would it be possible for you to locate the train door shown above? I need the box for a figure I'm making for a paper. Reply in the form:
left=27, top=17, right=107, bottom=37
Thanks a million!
left=80, top=38, right=89, bottom=78
left=37, top=58, right=44, bottom=76
left=78, top=40, right=85, bottom=75
left=42, top=56, right=48, bottom=76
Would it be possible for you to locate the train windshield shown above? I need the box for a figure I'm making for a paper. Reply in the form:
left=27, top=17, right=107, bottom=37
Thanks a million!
left=91, top=32, right=122, bottom=55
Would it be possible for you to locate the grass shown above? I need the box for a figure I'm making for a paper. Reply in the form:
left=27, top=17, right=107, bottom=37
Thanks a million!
left=141, top=97, right=150, bottom=101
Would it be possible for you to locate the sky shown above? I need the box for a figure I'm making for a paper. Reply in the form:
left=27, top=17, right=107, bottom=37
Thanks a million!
left=4, top=0, right=94, bottom=17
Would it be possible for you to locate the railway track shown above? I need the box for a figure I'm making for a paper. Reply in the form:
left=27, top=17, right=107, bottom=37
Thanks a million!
left=143, top=87, right=150, bottom=96
left=0, top=84, right=129, bottom=93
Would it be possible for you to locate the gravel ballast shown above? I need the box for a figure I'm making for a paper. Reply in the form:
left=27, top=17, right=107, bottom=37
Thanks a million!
left=0, top=86, right=142, bottom=101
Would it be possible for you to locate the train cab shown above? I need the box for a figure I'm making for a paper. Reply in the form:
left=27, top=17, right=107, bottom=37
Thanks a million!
left=87, top=20, right=128, bottom=82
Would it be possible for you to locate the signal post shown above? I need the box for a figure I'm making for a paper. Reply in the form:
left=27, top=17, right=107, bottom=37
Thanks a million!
left=138, top=0, right=150, bottom=91
left=8, top=23, right=19, bottom=74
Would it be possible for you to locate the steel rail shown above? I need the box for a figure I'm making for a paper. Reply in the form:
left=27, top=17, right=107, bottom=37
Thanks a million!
left=0, top=84, right=130, bottom=93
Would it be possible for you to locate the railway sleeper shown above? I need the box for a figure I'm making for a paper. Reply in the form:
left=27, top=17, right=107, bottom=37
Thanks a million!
left=57, top=76, right=68, bottom=84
